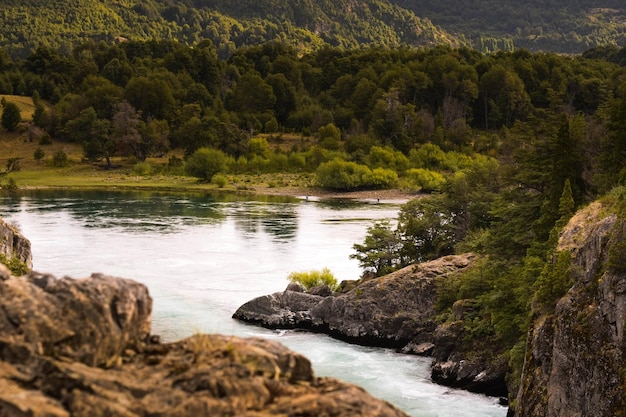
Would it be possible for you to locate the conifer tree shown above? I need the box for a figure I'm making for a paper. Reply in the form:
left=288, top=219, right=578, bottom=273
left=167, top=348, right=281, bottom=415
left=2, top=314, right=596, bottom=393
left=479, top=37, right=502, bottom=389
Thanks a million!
left=1, top=101, right=20, bottom=131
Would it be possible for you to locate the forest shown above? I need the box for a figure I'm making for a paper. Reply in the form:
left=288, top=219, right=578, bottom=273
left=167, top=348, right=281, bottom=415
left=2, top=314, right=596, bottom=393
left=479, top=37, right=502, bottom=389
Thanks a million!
left=393, top=0, right=626, bottom=53
left=2, top=37, right=626, bottom=402
left=1, top=0, right=625, bottom=59
left=0, top=0, right=457, bottom=59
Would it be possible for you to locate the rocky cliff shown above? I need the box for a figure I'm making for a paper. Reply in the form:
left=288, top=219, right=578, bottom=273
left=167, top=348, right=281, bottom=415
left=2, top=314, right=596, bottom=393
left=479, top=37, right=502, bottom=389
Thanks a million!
left=233, top=253, right=508, bottom=397
left=0, top=265, right=408, bottom=417
left=0, top=217, right=32, bottom=271
left=515, top=198, right=626, bottom=416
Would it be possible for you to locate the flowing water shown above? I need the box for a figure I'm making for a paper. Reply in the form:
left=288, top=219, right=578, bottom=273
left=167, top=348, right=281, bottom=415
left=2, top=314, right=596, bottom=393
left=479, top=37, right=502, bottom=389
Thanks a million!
left=1, top=190, right=506, bottom=417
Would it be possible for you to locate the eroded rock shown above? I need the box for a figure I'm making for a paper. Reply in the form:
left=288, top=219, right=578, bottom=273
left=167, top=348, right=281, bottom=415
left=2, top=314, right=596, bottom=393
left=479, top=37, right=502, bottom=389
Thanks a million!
left=233, top=253, right=510, bottom=396
left=0, top=270, right=408, bottom=417
left=515, top=200, right=626, bottom=417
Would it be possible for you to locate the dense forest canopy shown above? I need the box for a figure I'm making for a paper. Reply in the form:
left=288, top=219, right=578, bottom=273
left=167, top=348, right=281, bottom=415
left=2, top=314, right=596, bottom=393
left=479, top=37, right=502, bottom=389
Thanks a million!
left=1, top=0, right=626, bottom=59
left=393, top=0, right=626, bottom=53
left=0, top=0, right=458, bottom=59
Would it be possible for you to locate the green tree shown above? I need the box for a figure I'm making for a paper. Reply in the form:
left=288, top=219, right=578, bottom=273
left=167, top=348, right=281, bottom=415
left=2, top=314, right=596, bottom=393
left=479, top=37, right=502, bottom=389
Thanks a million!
left=318, top=122, right=341, bottom=150
left=1, top=101, right=21, bottom=131
left=83, top=118, right=113, bottom=166
left=185, top=147, right=227, bottom=181
left=397, top=195, right=457, bottom=263
left=597, top=81, right=626, bottom=191
left=351, top=220, right=404, bottom=276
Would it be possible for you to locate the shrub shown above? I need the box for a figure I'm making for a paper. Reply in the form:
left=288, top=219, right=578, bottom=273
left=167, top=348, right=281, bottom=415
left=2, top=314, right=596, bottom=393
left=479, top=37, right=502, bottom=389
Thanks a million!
left=133, top=161, right=152, bottom=176
left=409, top=143, right=447, bottom=169
left=0, top=254, right=28, bottom=275
left=185, top=147, right=227, bottom=181
left=406, top=168, right=446, bottom=192
left=365, top=146, right=410, bottom=172
left=52, top=149, right=69, bottom=167
left=212, top=174, right=228, bottom=188
left=33, top=147, right=45, bottom=163
left=287, top=268, right=339, bottom=291
left=316, top=158, right=371, bottom=190
left=363, top=167, right=398, bottom=189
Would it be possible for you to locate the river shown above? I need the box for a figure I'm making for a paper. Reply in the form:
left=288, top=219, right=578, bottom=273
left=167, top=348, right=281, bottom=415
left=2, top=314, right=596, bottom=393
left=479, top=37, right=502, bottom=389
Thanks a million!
left=1, top=190, right=506, bottom=417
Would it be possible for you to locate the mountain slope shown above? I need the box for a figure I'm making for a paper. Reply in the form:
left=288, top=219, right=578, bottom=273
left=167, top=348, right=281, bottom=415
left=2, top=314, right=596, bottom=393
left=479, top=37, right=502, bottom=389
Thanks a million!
left=392, top=0, right=626, bottom=53
left=0, top=0, right=459, bottom=58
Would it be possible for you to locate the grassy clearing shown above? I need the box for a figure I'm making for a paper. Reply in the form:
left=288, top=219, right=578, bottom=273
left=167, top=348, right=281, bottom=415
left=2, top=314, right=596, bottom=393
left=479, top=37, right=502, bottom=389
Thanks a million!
left=0, top=95, right=36, bottom=122
left=0, top=131, right=313, bottom=194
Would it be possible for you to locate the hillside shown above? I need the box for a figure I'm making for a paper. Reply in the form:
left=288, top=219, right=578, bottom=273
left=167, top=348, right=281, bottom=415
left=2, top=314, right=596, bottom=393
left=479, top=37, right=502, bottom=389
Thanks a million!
left=1, top=0, right=625, bottom=57
left=0, top=0, right=459, bottom=59
left=392, top=0, right=626, bottom=53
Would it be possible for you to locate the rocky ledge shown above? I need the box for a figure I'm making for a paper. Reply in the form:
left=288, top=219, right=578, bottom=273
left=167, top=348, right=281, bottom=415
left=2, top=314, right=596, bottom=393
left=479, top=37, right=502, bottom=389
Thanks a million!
left=233, top=253, right=508, bottom=397
left=0, top=265, right=408, bottom=417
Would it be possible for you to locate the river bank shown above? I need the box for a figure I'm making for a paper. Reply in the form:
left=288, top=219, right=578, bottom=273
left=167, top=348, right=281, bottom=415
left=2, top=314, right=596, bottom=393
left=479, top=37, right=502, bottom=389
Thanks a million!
left=1, top=133, right=419, bottom=203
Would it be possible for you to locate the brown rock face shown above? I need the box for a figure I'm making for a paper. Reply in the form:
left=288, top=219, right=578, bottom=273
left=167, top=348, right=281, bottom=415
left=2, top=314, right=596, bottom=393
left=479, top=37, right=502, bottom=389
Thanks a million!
left=515, top=200, right=626, bottom=417
left=0, top=269, right=408, bottom=417
left=0, top=218, right=32, bottom=270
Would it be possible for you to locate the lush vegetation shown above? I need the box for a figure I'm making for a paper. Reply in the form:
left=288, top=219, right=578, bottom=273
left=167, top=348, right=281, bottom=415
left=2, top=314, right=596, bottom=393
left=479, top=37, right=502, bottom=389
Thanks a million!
left=0, top=0, right=457, bottom=60
left=393, top=0, right=626, bottom=53
left=4, top=39, right=626, bottom=194
left=0, top=0, right=623, bottom=61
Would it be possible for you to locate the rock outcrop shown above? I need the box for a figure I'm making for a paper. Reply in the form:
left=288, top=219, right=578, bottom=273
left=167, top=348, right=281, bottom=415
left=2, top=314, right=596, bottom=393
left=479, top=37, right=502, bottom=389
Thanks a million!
left=234, top=254, right=474, bottom=346
left=515, top=200, right=626, bottom=416
left=0, top=218, right=32, bottom=270
left=233, top=253, right=508, bottom=397
left=0, top=266, right=408, bottom=417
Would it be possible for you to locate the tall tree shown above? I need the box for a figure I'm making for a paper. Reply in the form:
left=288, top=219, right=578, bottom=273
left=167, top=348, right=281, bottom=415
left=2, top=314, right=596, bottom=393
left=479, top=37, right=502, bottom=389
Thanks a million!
left=110, top=101, right=144, bottom=160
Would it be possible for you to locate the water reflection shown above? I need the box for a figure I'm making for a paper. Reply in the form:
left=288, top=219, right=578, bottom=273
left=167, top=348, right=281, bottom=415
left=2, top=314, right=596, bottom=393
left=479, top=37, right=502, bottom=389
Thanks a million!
left=1, top=189, right=300, bottom=240
left=230, top=202, right=298, bottom=241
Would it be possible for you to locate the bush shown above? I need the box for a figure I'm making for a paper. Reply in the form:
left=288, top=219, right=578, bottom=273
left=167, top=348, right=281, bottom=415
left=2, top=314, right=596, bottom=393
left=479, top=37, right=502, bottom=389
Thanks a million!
left=365, top=146, right=410, bottom=172
left=52, top=149, right=69, bottom=167
left=287, top=268, right=339, bottom=291
left=212, top=174, right=228, bottom=188
left=0, top=254, right=28, bottom=276
left=316, top=158, right=371, bottom=190
left=33, top=147, right=45, bottom=163
left=409, top=143, right=447, bottom=169
left=185, top=147, right=227, bottom=181
left=406, top=168, right=446, bottom=192
left=133, top=161, right=152, bottom=176
left=363, top=167, right=398, bottom=189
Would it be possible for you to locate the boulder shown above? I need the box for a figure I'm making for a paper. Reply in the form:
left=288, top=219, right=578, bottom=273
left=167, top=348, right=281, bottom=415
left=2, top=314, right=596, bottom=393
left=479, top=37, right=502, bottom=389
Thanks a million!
left=0, top=272, right=152, bottom=367
left=0, top=270, right=408, bottom=417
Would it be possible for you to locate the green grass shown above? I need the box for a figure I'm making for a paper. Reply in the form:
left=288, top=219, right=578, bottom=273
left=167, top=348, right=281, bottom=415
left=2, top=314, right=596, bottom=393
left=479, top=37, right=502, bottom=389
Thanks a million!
left=0, top=130, right=314, bottom=194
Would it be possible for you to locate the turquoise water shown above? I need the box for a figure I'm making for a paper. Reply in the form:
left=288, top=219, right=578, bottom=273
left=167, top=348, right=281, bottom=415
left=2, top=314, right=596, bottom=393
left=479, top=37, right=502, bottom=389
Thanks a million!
left=1, top=190, right=506, bottom=417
